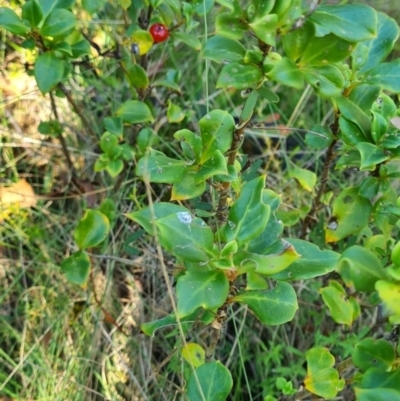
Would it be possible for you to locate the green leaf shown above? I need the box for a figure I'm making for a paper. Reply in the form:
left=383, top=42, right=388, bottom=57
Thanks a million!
left=362, top=60, right=400, bottom=93
left=288, top=166, right=316, bottom=192
left=232, top=281, right=298, bottom=325
left=61, top=250, right=91, bottom=286
left=338, top=116, right=365, bottom=146
left=248, top=13, right=278, bottom=46
left=34, top=52, right=64, bottom=94
left=104, top=116, right=123, bottom=137
left=171, top=171, right=207, bottom=201
left=174, top=129, right=203, bottom=163
left=371, top=111, right=388, bottom=143
left=74, top=210, right=110, bottom=249
left=167, top=100, right=185, bottom=123
left=173, top=31, right=201, bottom=50
left=283, top=21, right=314, bottom=63
left=361, top=368, right=400, bottom=391
left=358, top=12, right=400, bottom=74
left=305, top=125, right=334, bottom=149
left=215, top=13, right=247, bottom=40
left=116, top=100, right=154, bottom=123
left=270, top=239, right=339, bottom=281
left=240, top=90, right=259, bottom=125
left=203, top=35, right=245, bottom=63
left=256, top=86, right=279, bottom=103
left=337, top=97, right=371, bottom=138
left=70, top=39, right=91, bottom=58
left=126, top=202, right=189, bottom=235
left=136, top=150, right=187, bottom=184
left=234, top=244, right=301, bottom=276
left=52, top=41, right=73, bottom=56
left=304, top=347, right=345, bottom=399
left=100, top=131, right=119, bottom=155
left=359, top=177, right=380, bottom=199
left=199, top=110, right=235, bottom=163
left=0, top=7, right=30, bottom=35
left=355, top=388, right=400, bottom=401
left=106, top=159, right=124, bottom=178
left=353, top=338, right=395, bottom=371
left=348, top=84, right=381, bottom=113
left=41, top=8, right=76, bottom=37
left=325, top=187, right=372, bottom=243
left=320, top=280, right=354, bottom=325
left=217, top=62, right=262, bottom=90
left=195, top=150, right=228, bottom=183
left=38, top=120, right=63, bottom=137
left=187, top=361, right=233, bottom=401
left=337, top=246, right=387, bottom=292
left=375, top=280, right=400, bottom=316
left=137, top=127, right=158, bottom=153
left=127, top=64, right=149, bottom=89
left=267, top=57, right=304, bottom=90
left=82, top=0, right=107, bottom=13
left=22, top=0, right=43, bottom=28
left=182, top=343, right=205, bottom=368
left=310, top=4, right=377, bottom=42
left=356, top=142, right=389, bottom=171
left=301, top=65, right=345, bottom=98
left=223, top=176, right=270, bottom=245
left=177, top=270, right=229, bottom=317
left=155, top=211, right=214, bottom=263
left=298, top=34, right=356, bottom=67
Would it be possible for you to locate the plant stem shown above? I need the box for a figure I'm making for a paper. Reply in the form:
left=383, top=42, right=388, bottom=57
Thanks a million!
left=300, top=115, right=339, bottom=238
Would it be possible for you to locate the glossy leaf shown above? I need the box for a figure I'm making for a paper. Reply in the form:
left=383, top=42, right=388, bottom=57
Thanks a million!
left=298, top=34, right=356, bottom=67
left=0, top=7, right=30, bottom=35
left=61, top=250, right=91, bottom=286
left=338, top=116, right=366, bottom=146
left=177, top=270, right=229, bottom=318
left=171, top=171, right=207, bottom=201
left=337, top=96, right=371, bottom=138
left=116, top=100, right=154, bottom=123
left=182, top=343, right=205, bottom=368
left=126, top=202, right=189, bottom=235
left=127, top=64, right=149, bottom=89
left=362, top=59, right=400, bottom=93
left=320, top=280, right=354, bottom=326
left=283, top=21, right=314, bottom=63
left=173, top=32, right=201, bottom=50
left=136, top=150, right=187, bottom=183
left=271, top=239, right=339, bottom=281
left=187, top=361, right=233, bottom=401
left=217, top=62, right=263, bottom=90
left=289, top=166, right=316, bottom=192
left=41, top=8, right=76, bottom=37
left=356, top=142, right=389, bottom=171
left=325, top=187, right=372, bottom=243
left=337, top=245, right=387, bottom=292
left=248, top=13, right=278, bottom=46
left=223, top=176, right=270, bottom=245
left=359, top=177, right=380, bottom=199
left=235, top=242, right=300, bottom=276
left=174, top=129, right=203, bottom=163
left=361, top=368, right=400, bottom=391
left=355, top=388, right=400, bottom=401
left=156, top=211, right=214, bottom=263
left=203, top=35, right=245, bottom=63
left=71, top=39, right=91, bottom=58
left=353, top=338, right=395, bottom=371
left=74, top=209, right=110, bottom=249
left=348, top=84, right=381, bottom=113
left=358, top=12, right=400, bottom=74
left=267, top=57, right=304, bottom=90
left=34, top=52, right=64, bottom=94
left=199, top=110, right=235, bottom=163
left=301, top=65, right=345, bottom=98
left=375, top=280, right=400, bottom=316
left=233, top=282, right=297, bottom=325
left=304, top=347, right=345, bottom=399
left=167, top=100, right=185, bottom=123
left=310, top=4, right=377, bottom=42
left=195, top=150, right=228, bottom=183
left=215, top=13, right=247, bottom=40
left=22, top=0, right=43, bottom=28
left=106, top=159, right=124, bottom=178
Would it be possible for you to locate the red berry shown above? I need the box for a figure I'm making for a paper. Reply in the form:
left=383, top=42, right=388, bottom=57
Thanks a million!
left=149, top=23, right=170, bottom=43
